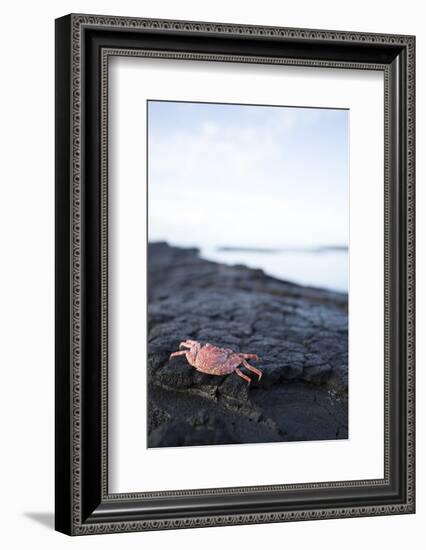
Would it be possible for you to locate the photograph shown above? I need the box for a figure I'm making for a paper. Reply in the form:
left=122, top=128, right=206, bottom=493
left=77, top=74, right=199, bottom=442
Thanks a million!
left=147, top=100, right=349, bottom=448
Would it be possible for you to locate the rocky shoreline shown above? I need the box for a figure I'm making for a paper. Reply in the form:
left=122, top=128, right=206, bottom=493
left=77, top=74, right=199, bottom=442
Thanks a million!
left=147, top=242, right=348, bottom=447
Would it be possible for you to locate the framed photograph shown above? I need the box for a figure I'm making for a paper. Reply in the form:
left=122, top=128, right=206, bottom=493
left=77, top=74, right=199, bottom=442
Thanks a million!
left=55, top=14, right=415, bottom=535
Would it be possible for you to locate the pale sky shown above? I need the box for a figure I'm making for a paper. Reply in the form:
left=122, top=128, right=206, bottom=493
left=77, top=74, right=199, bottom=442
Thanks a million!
left=148, top=100, right=349, bottom=249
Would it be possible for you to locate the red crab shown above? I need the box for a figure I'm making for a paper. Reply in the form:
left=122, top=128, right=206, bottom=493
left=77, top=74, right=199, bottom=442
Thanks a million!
left=169, top=339, right=262, bottom=385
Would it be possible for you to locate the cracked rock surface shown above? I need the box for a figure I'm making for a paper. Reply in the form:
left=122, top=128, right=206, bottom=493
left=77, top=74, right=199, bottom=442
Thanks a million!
left=148, top=243, right=348, bottom=447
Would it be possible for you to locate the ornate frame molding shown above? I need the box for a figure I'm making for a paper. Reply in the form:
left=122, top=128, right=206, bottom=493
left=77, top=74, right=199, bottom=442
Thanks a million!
left=55, top=14, right=415, bottom=535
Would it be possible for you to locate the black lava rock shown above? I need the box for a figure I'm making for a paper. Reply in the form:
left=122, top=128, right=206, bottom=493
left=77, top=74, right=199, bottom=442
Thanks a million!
left=147, top=243, right=348, bottom=447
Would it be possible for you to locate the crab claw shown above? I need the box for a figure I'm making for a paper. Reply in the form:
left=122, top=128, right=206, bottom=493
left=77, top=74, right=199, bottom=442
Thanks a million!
left=179, top=339, right=198, bottom=349
left=179, top=342, right=191, bottom=350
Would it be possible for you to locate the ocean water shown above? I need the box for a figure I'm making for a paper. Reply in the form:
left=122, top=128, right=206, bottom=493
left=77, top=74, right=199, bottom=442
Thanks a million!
left=200, top=247, right=348, bottom=294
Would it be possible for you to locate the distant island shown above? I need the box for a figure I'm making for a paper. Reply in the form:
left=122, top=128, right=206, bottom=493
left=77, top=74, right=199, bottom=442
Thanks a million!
left=217, top=245, right=348, bottom=253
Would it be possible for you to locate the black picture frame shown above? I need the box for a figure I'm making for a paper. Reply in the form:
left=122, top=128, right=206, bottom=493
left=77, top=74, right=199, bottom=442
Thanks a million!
left=55, top=13, right=415, bottom=535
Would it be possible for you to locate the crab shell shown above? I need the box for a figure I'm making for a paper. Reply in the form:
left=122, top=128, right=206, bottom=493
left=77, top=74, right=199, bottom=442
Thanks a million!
left=169, top=340, right=262, bottom=384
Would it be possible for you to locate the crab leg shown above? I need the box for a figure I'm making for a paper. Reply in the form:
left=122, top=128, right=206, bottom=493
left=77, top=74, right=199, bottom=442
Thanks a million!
left=169, top=350, right=188, bottom=359
left=235, top=367, right=251, bottom=385
left=242, top=360, right=262, bottom=381
left=240, top=353, right=259, bottom=361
